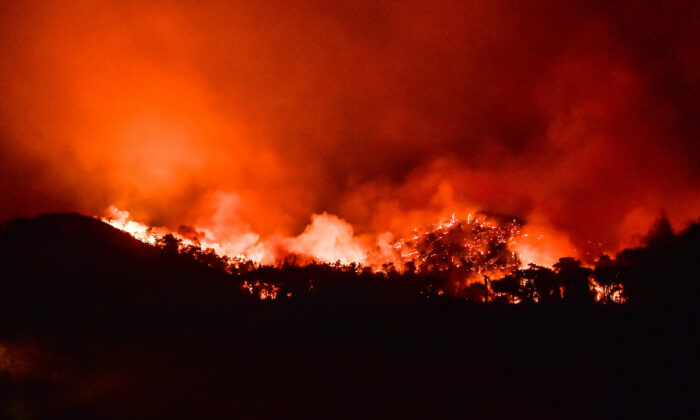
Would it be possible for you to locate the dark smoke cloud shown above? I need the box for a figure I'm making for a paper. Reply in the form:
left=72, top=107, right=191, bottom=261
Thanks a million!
left=1, top=0, right=698, bottom=257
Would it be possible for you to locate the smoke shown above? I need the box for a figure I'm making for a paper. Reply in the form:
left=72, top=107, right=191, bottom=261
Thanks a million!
left=280, top=213, right=367, bottom=265
left=1, top=0, right=699, bottom=261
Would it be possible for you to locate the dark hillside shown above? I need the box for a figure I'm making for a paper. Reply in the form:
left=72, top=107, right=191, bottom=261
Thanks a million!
left=0, top=214, right=694, bottom=419
left=0, top=214, right=250, bottom=338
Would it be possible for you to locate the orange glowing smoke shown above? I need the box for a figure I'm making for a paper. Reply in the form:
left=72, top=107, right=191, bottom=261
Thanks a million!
left=2, top=0, right=699, bottom=266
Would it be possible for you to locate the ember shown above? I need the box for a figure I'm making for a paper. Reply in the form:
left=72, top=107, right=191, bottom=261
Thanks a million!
left=394, top=213, right=521, bottom=277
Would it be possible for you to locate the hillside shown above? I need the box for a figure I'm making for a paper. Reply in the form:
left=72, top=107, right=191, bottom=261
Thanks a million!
left=0, top=214, right=694, bottom=418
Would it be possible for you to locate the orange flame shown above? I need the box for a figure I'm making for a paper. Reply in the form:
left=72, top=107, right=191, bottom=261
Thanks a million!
left=100, top=205, right=572, bottom=272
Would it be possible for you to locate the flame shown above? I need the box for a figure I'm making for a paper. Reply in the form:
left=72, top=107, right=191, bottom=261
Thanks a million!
left=99, top=205, right=594, bottom=301
left=394, top=213, right=521, bottom=268
left=100, top=206, right=569, bottom=272
left=99, top=205, right=368, bottom=266
left=102, top=206, right=164, bottom=245
left=242, top=280, right=279, bottom=300
left=283, top=213, right=366, bottom=265
left=589, top=279, right=626, bottom=304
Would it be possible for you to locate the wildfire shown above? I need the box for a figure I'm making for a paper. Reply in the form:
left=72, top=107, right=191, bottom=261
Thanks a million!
left=101, top=205, right=263, bottom=262
left=241, top=280, right=279, bottom=300
left=393, top=212, right=521, bottom=277
left=102, top=206, right=164, bottom=245
left=100, top=206, right=367, bottom=266
left=100, top=206, right=527, bottom=274
left=98, top=205, right=624, bottom=302
left=590, top=279, right=626, bottom=304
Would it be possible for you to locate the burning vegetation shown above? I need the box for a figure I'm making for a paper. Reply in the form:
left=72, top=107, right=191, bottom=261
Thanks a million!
left=392, top=213, right=522, bottom=295
left=99, top=206, right=644, bottom=304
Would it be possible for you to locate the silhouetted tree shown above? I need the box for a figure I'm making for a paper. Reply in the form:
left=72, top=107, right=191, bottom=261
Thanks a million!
left=553, top=258, right=593, bottom=304
left=491, top=271, right=522, bottom=303
left=522, top=264, right=561, bottom=303
left=616, top=217, right=699, bottom=304
left=642, top=214, right=674, bottom=249
left=491, top=270, right=537, bottom=303
left=157, top=233, right=181, bottom=257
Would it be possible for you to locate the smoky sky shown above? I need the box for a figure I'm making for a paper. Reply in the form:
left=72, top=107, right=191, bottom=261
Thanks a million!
left=1, top=0, right=698, bottom=255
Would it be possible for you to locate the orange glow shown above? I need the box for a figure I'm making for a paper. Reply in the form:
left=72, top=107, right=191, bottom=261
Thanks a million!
left=2, top=0, right=699, bottom=271
left=589, top=279, right=626, bottom=304
left=102, top=206, right=163, bottom=245
left=242, top=280, right=279, bottom=300
left=100, top=206, right=562, bottom=275
left=101, top=206, right=370, bottom=265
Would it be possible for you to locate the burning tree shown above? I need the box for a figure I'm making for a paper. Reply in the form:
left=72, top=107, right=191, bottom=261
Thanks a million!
left=394, top=213, right=522, bottom=296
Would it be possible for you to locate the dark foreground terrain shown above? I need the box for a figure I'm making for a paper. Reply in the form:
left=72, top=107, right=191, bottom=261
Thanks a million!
left=0, top=214, right=696, bottom=419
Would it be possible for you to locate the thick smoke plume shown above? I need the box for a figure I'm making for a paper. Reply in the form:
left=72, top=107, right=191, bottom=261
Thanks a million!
left=1, top=0, right=699, bottom=262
